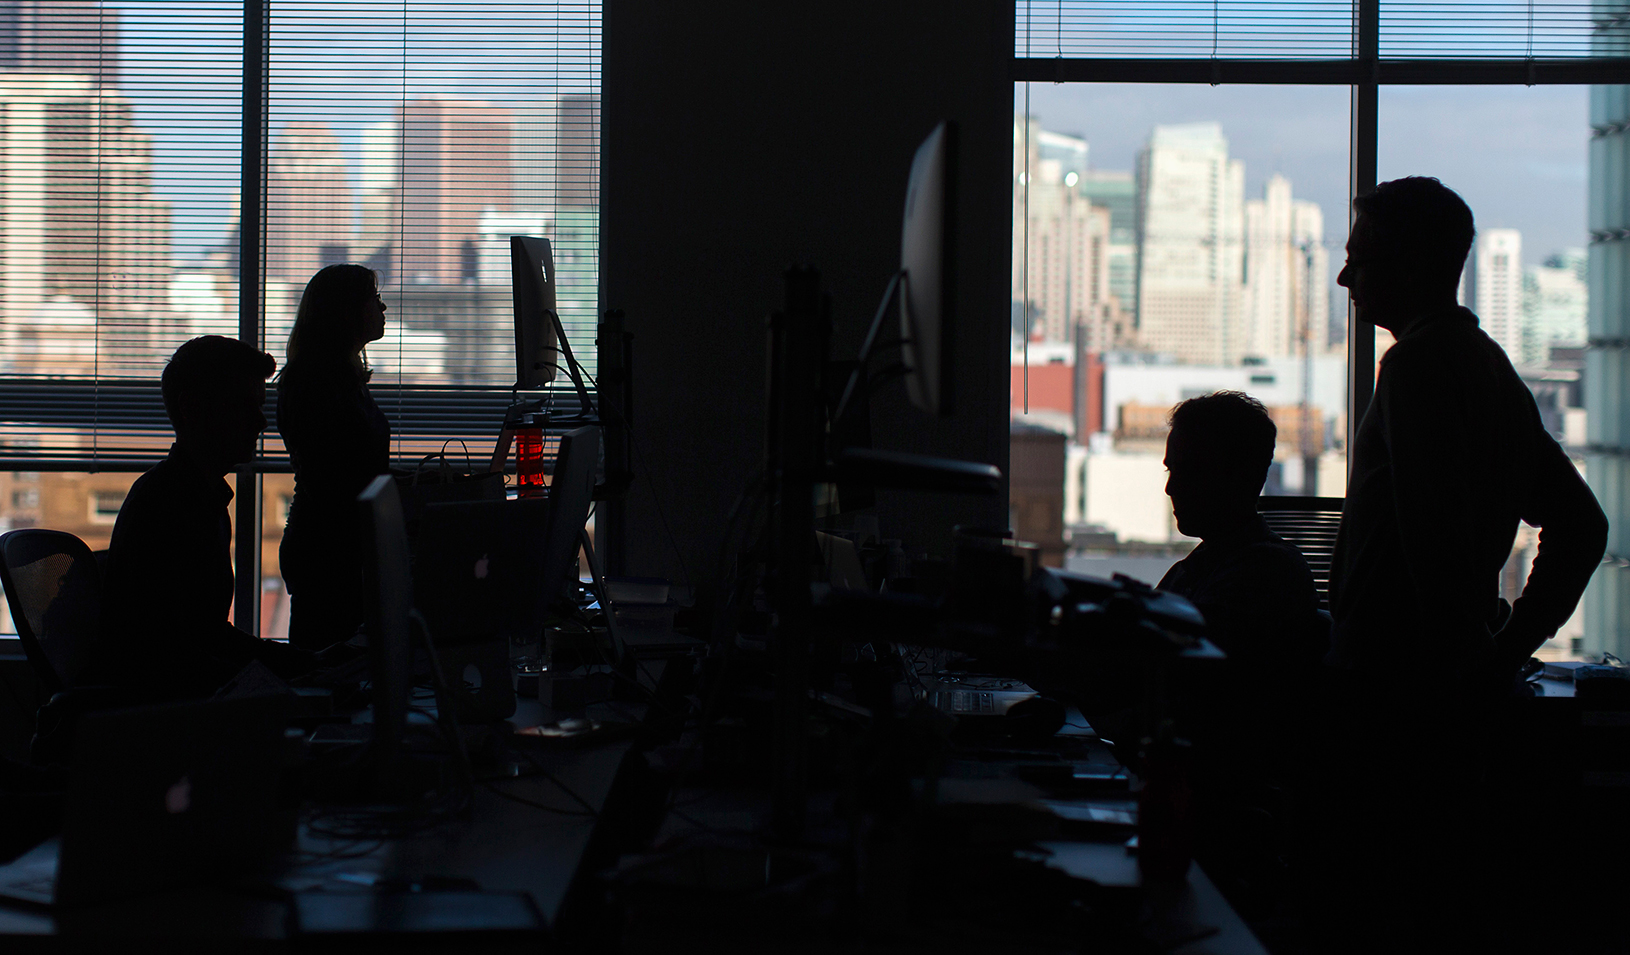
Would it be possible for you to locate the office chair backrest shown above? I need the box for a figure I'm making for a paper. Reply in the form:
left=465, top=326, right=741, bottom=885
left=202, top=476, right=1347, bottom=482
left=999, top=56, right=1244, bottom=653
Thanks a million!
left=0, top=529, right=102, bottom=695
left=1256, top=496, right=1344, bottom=612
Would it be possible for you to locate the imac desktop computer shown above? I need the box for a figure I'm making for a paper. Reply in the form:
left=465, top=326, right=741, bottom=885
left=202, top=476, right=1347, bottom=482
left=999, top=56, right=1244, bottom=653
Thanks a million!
left=510, top=234, right=593, bottom=408
left=898, top=119, right=956, bottom=417
left=511, top=234, right=559, bottom=390
left=356, top=474, right=415, bottom=789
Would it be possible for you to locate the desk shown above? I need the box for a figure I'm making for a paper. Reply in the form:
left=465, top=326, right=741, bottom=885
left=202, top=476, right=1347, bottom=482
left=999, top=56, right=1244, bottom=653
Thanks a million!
left=622, top=715, right=1267, bottom=954
left=0, top=702, right=638, bottom=944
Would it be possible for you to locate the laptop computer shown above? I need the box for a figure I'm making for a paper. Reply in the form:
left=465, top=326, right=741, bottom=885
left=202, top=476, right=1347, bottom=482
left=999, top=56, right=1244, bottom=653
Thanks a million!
left=0, top=694, right=289, bottom=908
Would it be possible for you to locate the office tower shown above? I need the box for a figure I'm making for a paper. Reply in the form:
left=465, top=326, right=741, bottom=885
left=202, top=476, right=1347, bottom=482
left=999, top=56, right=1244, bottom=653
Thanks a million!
left=0, top=74, right=168, bottom=375
left=399, top=96, right=513, bottom=285
left=512, top=94, right=600, bottom=214
left=1468, top=228, right=1523, bottom=359
left=354, top=120, right=399, bottom=281
left=1523, top=249, right=1587, bottom=365
left=1080, top=170, right=1137, bottom=318
left=1586, top=49, right=1630, bottom=657
left=1135, top=123, right=1246, bottom=366
left=266, top=121, right=352, bottom=285
left=1012, top=117, right=1123, bottom=349
left=1242, top=174, right=1327, bottom=360
left=0, top=0, right=116, bottom=87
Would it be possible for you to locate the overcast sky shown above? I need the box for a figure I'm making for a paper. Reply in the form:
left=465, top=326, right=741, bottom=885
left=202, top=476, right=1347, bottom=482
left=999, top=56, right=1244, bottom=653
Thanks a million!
left=1021, top=82, right=1590, bottom=268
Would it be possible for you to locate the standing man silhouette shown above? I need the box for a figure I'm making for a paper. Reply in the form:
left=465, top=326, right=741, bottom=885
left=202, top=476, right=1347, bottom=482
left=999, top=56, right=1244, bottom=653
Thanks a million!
left=1310, top=177, right=1607, bottom=949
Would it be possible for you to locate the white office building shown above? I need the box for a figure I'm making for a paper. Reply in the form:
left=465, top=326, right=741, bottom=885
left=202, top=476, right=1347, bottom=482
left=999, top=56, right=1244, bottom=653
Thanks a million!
left=1134, top=123, right=1246, bottom=366
left=1242, top=174, right=1328, bottom=361
left=1523, top=249, right=1587, bottom=365
left=1469, top=228, right=1524, bottom=359
left=1013, top=117, right=1124, bottom=348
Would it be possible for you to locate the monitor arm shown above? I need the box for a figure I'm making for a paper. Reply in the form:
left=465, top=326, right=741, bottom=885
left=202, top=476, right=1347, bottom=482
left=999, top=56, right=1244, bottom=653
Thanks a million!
left=832, top=268, right=908, bottom=426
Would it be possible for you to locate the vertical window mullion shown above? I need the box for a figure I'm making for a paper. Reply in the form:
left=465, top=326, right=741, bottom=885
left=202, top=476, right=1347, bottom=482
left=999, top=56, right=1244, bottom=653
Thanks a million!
left=236, top=0, right=270, bottom=635
left=1347, top=0, right=1380, bottom=461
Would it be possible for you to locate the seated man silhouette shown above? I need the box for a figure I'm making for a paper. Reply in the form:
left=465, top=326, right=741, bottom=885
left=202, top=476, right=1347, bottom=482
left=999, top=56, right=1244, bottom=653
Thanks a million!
left=1159, top=392, right=1326, bottom=703
left=91, top=336, right=315, bottom=699
left=1156, top=392, right=1325, bottom=912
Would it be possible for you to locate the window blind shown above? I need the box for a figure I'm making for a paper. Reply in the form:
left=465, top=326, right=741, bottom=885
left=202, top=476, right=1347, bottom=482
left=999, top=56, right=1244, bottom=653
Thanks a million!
left=1017, top=0, right=1627, bottom=60
left=0, top=0, right=242, bottom=467
left=1017, top=0, right=1354, bottom=59
left=267, top=1, right=601, bottom=447
left=0, top=0, right=601, bottom=470
left=1380, top=1, right=1611, bottom=58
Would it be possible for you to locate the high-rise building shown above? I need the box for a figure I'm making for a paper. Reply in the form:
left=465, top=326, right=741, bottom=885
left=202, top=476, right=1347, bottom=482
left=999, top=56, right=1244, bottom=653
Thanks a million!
left=1523, top=249, right=1587, bottom=365
left=1012, top=117, right=1124, bottom=349
left=266, top=121, right=352, bottom=285
left=0, top=1, right=117, bottom=87
left=1585, top=42, right=1630, bottom=657
left=354, top=119, right=399, bottom=280
left=1242, top=174, right=1327, bottom=360
left=0, top=74, right=169, bottom=375
left=512, top=94, right=600, bottom=214
left=399, top=96, right=513, bottom=284
left=1468, top=228, right=1523, bottom=359
left=1135, top=123, right=1246, bottom=366
left=1080, top=170, right=1137, bottom=318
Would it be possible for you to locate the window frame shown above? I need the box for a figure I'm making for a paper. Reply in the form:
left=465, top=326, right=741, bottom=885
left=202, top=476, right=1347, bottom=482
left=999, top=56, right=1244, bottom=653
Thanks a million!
left=0, top=0, right=602, bottom=632
left=1015, top=0, right=1628, bottom=454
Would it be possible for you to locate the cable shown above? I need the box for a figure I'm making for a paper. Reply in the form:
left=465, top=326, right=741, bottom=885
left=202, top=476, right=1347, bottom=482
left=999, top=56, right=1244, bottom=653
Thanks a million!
left=481, top=780, right=597, bottom=817
left=510, top=748, right=601, bottom=816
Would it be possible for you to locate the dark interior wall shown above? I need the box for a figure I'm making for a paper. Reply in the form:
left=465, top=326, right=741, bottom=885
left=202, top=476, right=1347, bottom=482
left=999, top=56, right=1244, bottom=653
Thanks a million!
left=600, top=0, right=1015, bottom=594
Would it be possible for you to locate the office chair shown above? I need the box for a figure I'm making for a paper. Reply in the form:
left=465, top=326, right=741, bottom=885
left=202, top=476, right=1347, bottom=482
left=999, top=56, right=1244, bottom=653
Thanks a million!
left=1256, top=496, right=1344, bottom=612
left=0, top=530, right=134, bottom=765
left=0, top=530, right=103, bottom=696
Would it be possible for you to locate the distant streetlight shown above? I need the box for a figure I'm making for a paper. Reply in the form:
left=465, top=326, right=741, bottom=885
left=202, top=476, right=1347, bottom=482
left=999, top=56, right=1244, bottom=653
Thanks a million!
left=1064, top=171, right=1079, bottom=188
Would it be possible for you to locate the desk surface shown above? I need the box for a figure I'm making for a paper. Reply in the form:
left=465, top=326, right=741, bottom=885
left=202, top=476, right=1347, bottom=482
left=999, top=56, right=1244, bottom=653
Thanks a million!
left=642, top=718, right=1266, bottom=955
left=0, top=701, right=636, bottom=941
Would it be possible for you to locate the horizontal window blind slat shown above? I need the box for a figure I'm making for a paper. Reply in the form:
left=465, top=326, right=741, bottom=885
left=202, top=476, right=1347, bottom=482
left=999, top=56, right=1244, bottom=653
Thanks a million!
left=1018, top=0, right=1630, bottom=59
left=0, top=378, right=594, bottom=470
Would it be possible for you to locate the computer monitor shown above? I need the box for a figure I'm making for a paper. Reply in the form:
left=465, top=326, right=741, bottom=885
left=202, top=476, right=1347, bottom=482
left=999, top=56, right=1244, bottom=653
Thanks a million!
left=414, top=497, right=550, bottom=646
left=541, top=426, right=602, bottom=615
left=358, top=474, right=412, bottom=774
left=898, top=120, right=957, bottom=417
left=511, top=235, right=559, bottom=390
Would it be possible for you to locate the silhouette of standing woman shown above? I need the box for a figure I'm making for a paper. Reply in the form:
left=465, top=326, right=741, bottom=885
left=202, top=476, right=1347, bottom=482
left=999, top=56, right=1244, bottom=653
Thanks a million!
left=277, top=264, right=390, bottom=652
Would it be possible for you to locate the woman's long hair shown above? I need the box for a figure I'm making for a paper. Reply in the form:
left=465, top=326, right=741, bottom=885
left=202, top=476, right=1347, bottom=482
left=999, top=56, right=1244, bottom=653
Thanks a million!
left=282, top=263, right=378, bottom=384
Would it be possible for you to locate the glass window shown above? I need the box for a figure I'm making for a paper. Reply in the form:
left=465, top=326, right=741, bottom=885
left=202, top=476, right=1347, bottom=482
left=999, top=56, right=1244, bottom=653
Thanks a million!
left=1379, top=84, right=1591, bottom=661
left=1014, top=83, right=1349, bottom=578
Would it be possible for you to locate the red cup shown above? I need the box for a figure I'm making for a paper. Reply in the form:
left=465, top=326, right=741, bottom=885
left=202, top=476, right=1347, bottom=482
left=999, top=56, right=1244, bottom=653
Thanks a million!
left=516, top=423, right=547, bottom=498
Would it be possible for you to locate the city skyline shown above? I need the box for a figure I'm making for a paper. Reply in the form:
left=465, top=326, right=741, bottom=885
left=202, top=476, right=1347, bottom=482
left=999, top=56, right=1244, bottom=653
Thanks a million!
left=1022, top=82, right=1589, bottom=272
left=41, top=0, right=603, bottom=263
left=1017, top=110, right=1590, bottom=370
left=0, top=0, right=603, bottom=387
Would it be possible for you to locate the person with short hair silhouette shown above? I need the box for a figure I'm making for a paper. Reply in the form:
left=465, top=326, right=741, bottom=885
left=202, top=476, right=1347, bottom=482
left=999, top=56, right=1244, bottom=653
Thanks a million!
left=277, top=264, right=391, bottom=652
left=1157, top=391, right=1325, bottom=916
left=1331, top=176, right=1605, bottom=683
left=1160, top=391, right=1326, bottom=681
left=93, top=336, right=315, bottom=698
left=1305, top=176, right=1607, bottom=951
